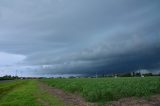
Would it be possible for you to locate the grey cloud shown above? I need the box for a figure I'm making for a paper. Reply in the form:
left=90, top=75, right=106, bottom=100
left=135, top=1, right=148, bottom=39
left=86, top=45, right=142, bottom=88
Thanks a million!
left=0, top=0, right=160, bottom=76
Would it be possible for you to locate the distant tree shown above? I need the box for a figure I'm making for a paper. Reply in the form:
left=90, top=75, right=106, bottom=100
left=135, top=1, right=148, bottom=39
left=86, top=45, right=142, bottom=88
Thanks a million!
left=118, top=73, right=132, bottom=77
left=135, top=72, right=141, bottom=76
left=144, top=73, right=153, bottom=77
left=69, top=76, right=76, bottom=78
left=0, top=75, right=19, bottom=80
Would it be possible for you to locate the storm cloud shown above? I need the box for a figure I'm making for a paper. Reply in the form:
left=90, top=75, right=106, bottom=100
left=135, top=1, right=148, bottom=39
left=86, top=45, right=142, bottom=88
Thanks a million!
left=0, top=0, right=160, bottom=76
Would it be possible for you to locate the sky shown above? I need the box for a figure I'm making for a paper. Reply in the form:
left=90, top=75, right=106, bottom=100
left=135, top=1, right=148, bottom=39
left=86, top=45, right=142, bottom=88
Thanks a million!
left=0, top=0, right=160, bottom=77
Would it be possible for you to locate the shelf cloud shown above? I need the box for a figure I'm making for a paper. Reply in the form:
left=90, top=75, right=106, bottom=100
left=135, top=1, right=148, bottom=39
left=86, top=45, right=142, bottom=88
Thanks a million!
left=0, top=0, right=160, bottom=76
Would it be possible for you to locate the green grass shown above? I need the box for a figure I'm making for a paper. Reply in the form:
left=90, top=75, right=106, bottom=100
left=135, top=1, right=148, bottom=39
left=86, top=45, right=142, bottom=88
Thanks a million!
left=42, top=77, right=160, bottom=102
left=0, top=80, right=26, bottom=98
left=1, top=77, right=160, bottom=105
left=0, top=80, right=66, bottom=106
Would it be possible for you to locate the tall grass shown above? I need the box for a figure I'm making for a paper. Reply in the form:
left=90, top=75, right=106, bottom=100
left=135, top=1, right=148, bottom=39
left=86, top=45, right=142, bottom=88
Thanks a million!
left=42, top=77, right=160, bottom=102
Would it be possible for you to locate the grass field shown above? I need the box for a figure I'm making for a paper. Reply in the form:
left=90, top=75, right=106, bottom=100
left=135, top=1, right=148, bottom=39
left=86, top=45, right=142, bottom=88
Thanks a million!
left=0, top=77, right=160, bottom=106
left=0, top=80, right=65, bottom=106
left=42, top=77, right=160, bottom=102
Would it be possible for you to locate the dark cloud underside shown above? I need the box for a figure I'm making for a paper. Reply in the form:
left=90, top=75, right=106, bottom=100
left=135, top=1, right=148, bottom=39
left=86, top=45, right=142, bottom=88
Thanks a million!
left=0, top=0, right=160, bottom=76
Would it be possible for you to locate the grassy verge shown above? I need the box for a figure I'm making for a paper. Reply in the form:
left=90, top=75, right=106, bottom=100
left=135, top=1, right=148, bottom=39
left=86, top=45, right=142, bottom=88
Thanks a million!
left=0, top=80, right=26, bottom=98
left=0, top=80, right=65, bottom=106
left=41, top=77, right=160, bottom=103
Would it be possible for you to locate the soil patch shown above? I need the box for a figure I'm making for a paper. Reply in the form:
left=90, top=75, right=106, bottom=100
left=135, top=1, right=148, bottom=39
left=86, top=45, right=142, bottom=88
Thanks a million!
left=106, top=95, right=160, bottom=106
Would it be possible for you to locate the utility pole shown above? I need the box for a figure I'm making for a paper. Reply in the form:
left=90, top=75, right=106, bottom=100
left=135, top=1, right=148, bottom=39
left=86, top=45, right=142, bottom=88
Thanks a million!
left=96, top=72, right=98, bottom=78
left=16, top=70, right=17, bottom=77
left=16, top=70, right=18, bottom=79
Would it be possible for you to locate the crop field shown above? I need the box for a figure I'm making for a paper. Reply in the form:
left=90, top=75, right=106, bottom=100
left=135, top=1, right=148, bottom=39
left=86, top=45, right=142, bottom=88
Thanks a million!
left=42, top=77, right=160, bottom=103
left=0, top=77, right=160, bottom=106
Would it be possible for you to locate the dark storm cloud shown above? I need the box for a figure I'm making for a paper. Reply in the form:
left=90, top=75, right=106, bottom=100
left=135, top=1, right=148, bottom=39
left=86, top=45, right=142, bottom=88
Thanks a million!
left=0, top=0, right=160, bottom=75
